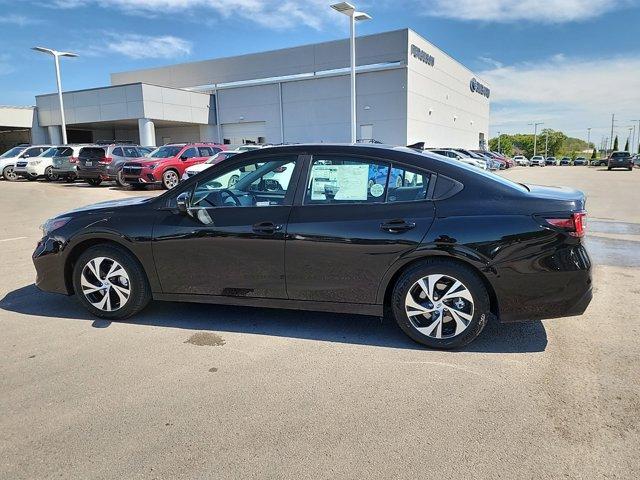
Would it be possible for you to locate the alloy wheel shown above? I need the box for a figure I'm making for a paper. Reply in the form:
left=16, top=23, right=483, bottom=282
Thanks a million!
left=3, top=166, right=18, bottom=181
left=80, top=257, right=131, bottom=312
left=163, top=171, right=179, bottom=189
left=404, top=274, right=474, bottom=339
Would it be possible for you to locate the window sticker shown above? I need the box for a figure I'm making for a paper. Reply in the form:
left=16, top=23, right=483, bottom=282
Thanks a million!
left=333, top=164, right=369, bottom=201
left=370, top=183, right=385, bottom=198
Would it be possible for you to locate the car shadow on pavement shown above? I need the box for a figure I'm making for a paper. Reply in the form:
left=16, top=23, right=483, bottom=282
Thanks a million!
left=0, top=284, right=547, bottom=353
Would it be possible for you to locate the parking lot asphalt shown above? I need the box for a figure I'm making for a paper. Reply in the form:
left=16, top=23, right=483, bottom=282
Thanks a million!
left=1, top=167, right=639, bottom=479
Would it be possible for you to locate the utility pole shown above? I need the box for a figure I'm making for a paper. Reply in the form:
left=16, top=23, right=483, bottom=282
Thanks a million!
left=528, top=122, right=544, bottom=156
left=497, top=131, right=501, bottom=153
left=631, top=119, right=640, bottom=154
left=545, top=131, right=549, bottom=157
left=587, top=127, right=592, bottom=149
left=610, top=114, right=615, bottom=153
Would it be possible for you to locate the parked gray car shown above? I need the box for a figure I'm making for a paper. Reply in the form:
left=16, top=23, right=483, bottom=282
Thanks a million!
left=51, top=145, right=93, bottom=181
left=76, top=144, right=146, bottom=186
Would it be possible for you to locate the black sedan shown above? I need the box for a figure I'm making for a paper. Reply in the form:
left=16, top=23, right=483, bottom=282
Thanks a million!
left=33, top=144, right=592, bottom=349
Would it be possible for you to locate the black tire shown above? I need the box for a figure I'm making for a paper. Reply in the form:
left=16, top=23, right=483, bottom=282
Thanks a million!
left=87, top=178, right=102, bottom=186
left=2, top=165, right=18, bottom=181
left=26, top=175, right=37, bottom=181
left=162, top=169, right=180, bottom=190
left=44, top=166, right=59, bottom=182
left=65, top=174, right=76, bottom=183
left=391, top=259, right=490, bottom=349
left=115, top=170, right=127, bottom=188
left=607, top=167, right=612, bottom=171
left=72, top=244, right=151, bottom=320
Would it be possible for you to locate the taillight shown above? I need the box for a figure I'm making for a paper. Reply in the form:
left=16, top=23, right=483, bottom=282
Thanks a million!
left=69, top=156, right=78, bottom=163
left=545, top=212, right=587, bottom=237
left=274, top=166, right=287, bottom=173
left=99, top=157, right=113, bottom=164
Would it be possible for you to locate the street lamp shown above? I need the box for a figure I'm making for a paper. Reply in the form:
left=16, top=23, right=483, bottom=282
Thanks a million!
left=32, top=46, right=78, bottom=145
left=330, top=2, right=371, bottom=143
left=587, top=127, right=592, bottom=149
left=631, top=120, right=640, bottom=154
left=528, top=122, right=544, bottom=156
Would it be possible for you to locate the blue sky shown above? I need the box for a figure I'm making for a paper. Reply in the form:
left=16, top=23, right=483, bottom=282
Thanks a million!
left=1, top=0, right=639, bottom=144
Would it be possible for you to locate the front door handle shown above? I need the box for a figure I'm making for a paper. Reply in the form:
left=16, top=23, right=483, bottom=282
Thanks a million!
left=252, top=222, right=283, bottom=235
left=380, top=219, right=416, bottom=233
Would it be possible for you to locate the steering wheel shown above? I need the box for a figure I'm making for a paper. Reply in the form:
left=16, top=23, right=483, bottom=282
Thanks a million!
left=218, top=188, right=242, bottom=207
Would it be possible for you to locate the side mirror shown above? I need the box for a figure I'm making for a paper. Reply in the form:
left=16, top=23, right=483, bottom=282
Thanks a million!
left=176, top=192, right=190, bottom=213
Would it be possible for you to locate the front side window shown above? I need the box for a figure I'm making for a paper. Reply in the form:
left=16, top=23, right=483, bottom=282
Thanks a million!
left=123, top=147, right=139, bottom=157
left=305, top=157, right=390, bottom=205
left=198, top=146, right=214, bottom=156
left=24, top=147, right=45, bottom=158
left=188, top=155, right=298, bottom=217
left=182, top=148, right=198, bottom=159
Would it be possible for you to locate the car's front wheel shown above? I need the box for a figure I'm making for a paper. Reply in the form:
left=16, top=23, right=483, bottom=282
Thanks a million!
left=87, top=178, right=102, bottom=186
left=391, top=260, right=490, bottom=349
left=115, top=170, right=127, bottom=188
left=2, top=165, right=18, bottom=181
left=72, top=245, right=151, bottom=320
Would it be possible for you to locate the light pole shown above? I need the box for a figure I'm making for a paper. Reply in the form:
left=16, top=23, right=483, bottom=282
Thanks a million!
left=331, top=2, right=371, bottom=143
left=32, top=46, right=78, bottom=145
left=587, top=127, right=592, bottom=149
left=528, top=122, right=544, bottom=156
left=497, top=131, right=501, bottom=153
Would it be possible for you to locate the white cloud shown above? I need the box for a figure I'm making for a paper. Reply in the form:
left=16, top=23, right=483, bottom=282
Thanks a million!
left=0, top=14, right=40, bottom=26
left=104, top=34, right=192, bottom=58
left=417, top=0, right=631, bottom=23
left=480, top=54, right=640, bottom=140
left=48, top=0, right=338, bottom=29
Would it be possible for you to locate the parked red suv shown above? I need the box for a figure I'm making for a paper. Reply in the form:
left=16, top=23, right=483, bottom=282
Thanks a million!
left=121, top=143, right=226, bottom=189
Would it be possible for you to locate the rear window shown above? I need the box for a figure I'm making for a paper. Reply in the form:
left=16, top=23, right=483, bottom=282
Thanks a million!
left=79, top=147, right=106, bottom=159
left=612, top=152, right=630, bottom=158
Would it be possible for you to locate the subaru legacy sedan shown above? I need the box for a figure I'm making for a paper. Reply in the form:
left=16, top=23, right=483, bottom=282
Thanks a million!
left=33, top=144, right=592, bottom=349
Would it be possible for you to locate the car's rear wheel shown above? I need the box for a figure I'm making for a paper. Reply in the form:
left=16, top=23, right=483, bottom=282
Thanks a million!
left=391, top=260, right=490, bottom=349
left=162, top=169, right=179, bottom=189
left=44, top=166, right=59, bottom=181
left=65, top=173, right=77, bottom=183
left=87, top=178, right=102, bottom=186
left=72, top=245, right=151, bottom=320
left=26, top=174, right=37, bottom=181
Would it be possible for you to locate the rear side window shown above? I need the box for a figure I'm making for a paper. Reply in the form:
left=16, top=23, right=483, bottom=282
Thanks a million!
left=79, top=147, right=106, bottom=159
left=305, top=157, right=390, bottom=204
left=56, top=147, right=73, bottom=157
left=112, top=147, right=124, bottom=157
left=24, top=147, right=45, bottom=158
left=387, top=166, right=429, bottom=203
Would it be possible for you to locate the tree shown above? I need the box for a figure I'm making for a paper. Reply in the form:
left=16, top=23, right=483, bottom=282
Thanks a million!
left=489, top=135, right=513, bottom=156
left=624, top=138, right=629, bottom=151
left=613, top=135, right=619, bottom=151
left=591, top=148, right=597, bottom=159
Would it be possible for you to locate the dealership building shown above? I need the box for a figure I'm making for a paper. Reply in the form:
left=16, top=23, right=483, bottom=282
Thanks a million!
left=7, top=29, right=490, bottom=150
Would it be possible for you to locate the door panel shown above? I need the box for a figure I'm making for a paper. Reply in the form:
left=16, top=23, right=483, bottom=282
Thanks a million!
left=153, top=206, right=291, bottom=297
left=285, top=155, right=435, bottom=304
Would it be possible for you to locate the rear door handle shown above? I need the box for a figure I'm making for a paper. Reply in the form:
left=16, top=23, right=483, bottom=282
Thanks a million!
left=380, top=219, right=416, bottom=233
left=252, top=222, right=283, bottom=235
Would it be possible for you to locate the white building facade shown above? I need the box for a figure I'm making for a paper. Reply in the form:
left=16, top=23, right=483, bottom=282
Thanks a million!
left=28, top=29, right=490, bottom=149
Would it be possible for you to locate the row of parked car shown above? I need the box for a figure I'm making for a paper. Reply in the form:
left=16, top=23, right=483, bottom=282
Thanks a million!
left=0, top=142, right=267, bottom=189
left=512, top=152, right=639, bottom=170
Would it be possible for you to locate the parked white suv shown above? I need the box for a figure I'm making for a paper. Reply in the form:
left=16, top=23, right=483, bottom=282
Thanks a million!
left=428, top=149, right=488, bottom=170
left=0, top=145, right=52, bottom=181
left=529, top=155, right=546, bottom=167
left=18, top=146, right=63, bottom=181
left=513, top=155, right=529, bottom=166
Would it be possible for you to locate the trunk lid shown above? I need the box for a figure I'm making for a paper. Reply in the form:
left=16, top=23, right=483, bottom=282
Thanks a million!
left=525, top=184, right=586, bottom=212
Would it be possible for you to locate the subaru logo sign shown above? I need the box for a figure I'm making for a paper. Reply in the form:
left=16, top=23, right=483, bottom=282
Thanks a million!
left=470, top=78, right=490, bottom=98
left=411, top=44, right=435, bottom=67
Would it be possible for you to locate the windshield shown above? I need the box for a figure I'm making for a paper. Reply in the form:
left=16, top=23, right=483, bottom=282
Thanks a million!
left=149, top=146, right=183, bottom=158
left=0, top=147, right=26, bottom=158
